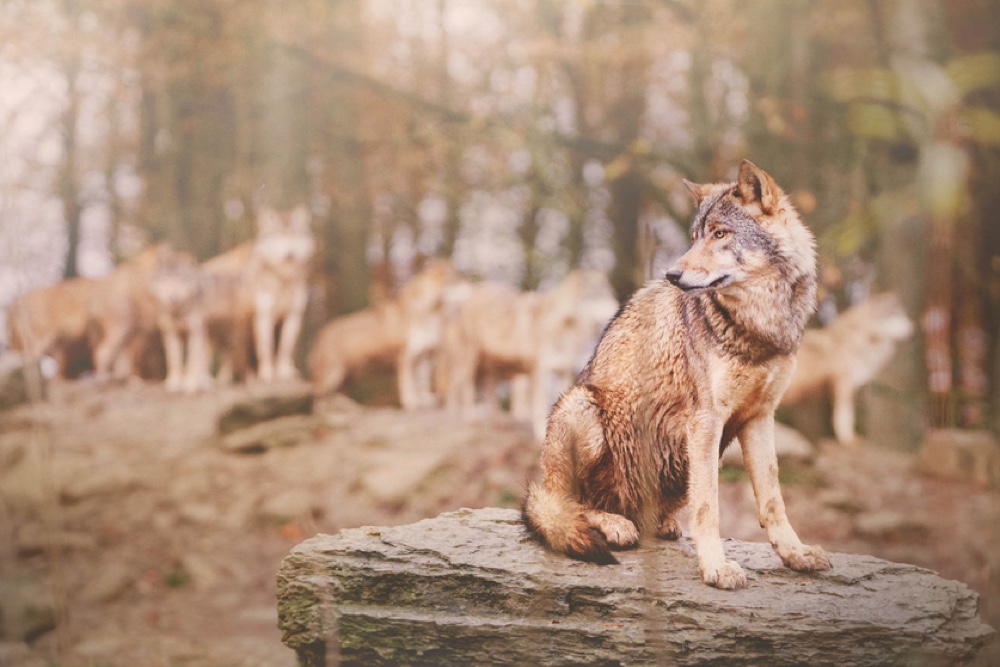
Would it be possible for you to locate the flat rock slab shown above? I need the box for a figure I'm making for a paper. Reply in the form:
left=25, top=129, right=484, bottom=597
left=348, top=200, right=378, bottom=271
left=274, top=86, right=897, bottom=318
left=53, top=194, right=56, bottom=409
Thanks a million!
left=216, top=382, right=314, bottom=435
left=277, top=508, right=994, bottom=667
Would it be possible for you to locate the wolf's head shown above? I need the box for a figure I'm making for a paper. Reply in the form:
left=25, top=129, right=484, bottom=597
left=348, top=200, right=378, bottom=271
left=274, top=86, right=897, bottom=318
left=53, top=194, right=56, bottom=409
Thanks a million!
left=150, top=247, right=202, bottom=313
left=666, top=160, right=815, bottom=296
left=254, top=206, right=317, bottom=270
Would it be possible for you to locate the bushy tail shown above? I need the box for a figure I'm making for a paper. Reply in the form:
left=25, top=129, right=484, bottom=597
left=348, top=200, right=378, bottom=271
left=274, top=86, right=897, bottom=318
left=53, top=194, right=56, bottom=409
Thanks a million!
left=522, top=483, right=617, bottom=565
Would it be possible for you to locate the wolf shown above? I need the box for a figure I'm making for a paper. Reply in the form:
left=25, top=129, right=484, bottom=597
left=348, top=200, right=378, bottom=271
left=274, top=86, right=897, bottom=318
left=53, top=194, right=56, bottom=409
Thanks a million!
left=7, top=276, right=99, bottom=379
left=522, top=160, right=831, bottom=589
left=198, top=206, right=316, bottom=384
left=245, top=206, right=316, bottom=383
left=148, top=246, right=212, bottom=393
left=86, top=244, right=165, bottom=382
left=7, top=245, right=166, bottom=383
left=781, top=292, right=913, bottom=444
left=308, top=259, right=458, bottom=404
left=442, top=271, right=618, bottom=439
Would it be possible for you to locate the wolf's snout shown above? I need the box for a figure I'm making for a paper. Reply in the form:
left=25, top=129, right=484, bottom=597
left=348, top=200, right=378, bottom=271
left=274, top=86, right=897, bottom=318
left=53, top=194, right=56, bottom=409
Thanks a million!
left=666, top=269, right=729, bottom=293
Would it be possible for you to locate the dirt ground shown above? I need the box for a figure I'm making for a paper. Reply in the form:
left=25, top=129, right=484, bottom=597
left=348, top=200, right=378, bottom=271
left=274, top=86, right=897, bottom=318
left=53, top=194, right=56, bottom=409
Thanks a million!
left=1, top=381, right=998, bottom=666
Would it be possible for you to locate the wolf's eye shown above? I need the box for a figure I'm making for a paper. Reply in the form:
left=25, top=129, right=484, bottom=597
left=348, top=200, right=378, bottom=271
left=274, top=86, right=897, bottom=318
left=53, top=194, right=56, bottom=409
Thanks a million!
left=712, top=229, right=728, bottom=240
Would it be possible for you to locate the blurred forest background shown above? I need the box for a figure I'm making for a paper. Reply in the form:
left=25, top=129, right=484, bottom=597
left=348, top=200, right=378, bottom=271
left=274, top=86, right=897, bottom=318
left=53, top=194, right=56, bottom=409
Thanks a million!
left=1, top=0, right=1000, bottom=445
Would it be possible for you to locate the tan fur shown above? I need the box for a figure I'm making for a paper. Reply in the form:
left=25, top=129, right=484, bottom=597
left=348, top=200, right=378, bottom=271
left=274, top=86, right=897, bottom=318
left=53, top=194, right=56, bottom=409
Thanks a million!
left=197, top=206, right=316, bottom=384
left=782, top=292, right=914, bottom=444
left=523, top=161, right=832, bottom=588
left=443, top=270, right=618, bottom=438
left=308, top=260, right=458, bottom=403
left=83, top=245, right=165, bottom=381
left=7, top=277, right=100, bottom=376
left=149, top=246, right=212, bottom=393
left=7, top=246, right=167, bottom=383
left=246, top=206, right=316, bottom=382
left=396, top=260, right=461, bottom=409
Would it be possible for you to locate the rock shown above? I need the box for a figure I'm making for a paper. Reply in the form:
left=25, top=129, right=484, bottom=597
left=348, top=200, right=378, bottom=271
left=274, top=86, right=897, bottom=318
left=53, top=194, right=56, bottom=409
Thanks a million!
left=277, top=508, right=994, bottom=667
left=721, top=422, right=815, bottom=468
left=16, top=524, right=98, bottom=555
left=79, top=561, right=134, bottom=604
left=216, top=383, right=314, bottom=435
left=60, top=466, right=139, bottom=504
left=0, top=574, right=56, bottom=642
left=217, top=414, right=326, bottom=454
left=918, top=429, right=1000, bottom=489
left=854, top=511, right=931, bottom=541
left=0, top=354, right=42, bottom=410
left=0, top=641, right=47, bottom=667
left=259, top=488, right=317, bottom=523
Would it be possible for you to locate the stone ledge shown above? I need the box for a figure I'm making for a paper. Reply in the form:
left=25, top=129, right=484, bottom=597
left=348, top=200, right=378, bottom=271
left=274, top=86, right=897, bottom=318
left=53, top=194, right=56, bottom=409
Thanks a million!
left=276, top=508, right=994, bottom=667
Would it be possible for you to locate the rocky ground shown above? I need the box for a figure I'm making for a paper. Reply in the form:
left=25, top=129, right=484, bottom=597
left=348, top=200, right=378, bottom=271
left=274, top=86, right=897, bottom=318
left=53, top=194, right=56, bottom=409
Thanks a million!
left=0, top=380, right=998, bottom=666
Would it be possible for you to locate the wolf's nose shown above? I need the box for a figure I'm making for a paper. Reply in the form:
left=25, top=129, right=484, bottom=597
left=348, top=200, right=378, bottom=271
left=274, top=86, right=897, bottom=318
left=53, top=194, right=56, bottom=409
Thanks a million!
left=665, top=269, right=684, bottom=287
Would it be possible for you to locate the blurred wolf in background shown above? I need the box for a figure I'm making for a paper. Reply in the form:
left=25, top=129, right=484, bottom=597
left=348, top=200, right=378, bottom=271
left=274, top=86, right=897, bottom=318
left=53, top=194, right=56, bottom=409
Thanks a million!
left=7, top=245, right=166, bottom=382
left=523, top=160, right=831, bottom=589
left=781, top=292, right=914, bottom=444
left=308, top=259, right=459, bottom=404
left=7, top=276, right=100, bottom=379
left=441, top=270, right=618, bottom=439
left=149, top=246, right=211, bottom=393
left=246, top=206, right=316, bottom=383
left=200, top=206, right=316, bottom=384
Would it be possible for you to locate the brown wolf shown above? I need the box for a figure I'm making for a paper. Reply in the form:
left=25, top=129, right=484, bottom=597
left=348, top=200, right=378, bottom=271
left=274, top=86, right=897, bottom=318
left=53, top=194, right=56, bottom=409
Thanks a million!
left=7, top=245, right=165, bottom=382
left=522, top=160, right=831, bottom=589
left=308, top=259, right=458, bottom=404
left=86, top=244, right=164, bottom=381
left=7, top=277, right=99, bottom=377
left=442, top=271, right=618, bottom=438
left=781, top=292, right=913, bottom=444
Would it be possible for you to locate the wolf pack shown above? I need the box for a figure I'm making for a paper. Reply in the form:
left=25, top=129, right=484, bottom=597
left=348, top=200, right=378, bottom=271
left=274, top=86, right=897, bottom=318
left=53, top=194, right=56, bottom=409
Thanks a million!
left=5, top=161, right=916, bottom=588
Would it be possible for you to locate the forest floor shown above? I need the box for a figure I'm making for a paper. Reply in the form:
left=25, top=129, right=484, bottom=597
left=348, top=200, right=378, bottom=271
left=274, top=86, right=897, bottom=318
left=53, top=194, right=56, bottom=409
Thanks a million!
left=1, top=380, right=998, bottom=667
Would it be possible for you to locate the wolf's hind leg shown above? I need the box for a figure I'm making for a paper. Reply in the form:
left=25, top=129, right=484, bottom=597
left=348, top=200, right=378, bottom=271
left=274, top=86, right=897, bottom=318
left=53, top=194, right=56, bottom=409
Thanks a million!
left=741, top=415, right=832, bottom=572
left=655, top=496, right=685, bottom=541
left=582, top=510, right=639, bottom=550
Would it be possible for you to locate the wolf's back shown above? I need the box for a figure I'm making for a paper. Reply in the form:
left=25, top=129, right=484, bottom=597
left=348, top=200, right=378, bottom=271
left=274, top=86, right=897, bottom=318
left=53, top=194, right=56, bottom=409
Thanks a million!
left=522, top=484, right=617, bottom=565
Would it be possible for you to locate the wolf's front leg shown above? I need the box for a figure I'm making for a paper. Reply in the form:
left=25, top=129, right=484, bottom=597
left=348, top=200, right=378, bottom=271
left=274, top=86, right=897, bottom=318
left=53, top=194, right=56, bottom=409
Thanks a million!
left=254, top=301, right=276, bottom=383
left=182, top=312, right=212, bottom=392
left=831, top=380, right=859, bottom=445
left=740, top=414, right=832, bottom=572
left=275, top=308, right=304, bottom=381
left=159, top=317, right=184, bottom=392
left=688, top=413, right=747, bottom=589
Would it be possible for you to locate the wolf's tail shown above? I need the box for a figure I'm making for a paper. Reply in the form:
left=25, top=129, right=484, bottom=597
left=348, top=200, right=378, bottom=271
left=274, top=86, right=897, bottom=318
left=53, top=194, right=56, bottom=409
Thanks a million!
left=522, top=483, right=617, bottom=565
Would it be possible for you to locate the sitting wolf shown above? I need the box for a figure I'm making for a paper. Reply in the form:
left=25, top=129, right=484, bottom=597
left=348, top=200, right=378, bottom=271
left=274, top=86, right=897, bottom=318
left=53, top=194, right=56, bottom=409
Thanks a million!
left=523, top=160, right=831, bottom=589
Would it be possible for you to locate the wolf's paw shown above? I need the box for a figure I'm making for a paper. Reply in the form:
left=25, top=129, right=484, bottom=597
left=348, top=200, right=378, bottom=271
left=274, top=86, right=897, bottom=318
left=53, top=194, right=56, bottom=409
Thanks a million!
left=701, top=559, right=747, bottom=589
left=781, top=543, right=832, bottom=572
left=655, top=517, right=682, bottom=541
left=586, top=513, right=639, bottom=550
left=276, top=364, right=301, bottom=382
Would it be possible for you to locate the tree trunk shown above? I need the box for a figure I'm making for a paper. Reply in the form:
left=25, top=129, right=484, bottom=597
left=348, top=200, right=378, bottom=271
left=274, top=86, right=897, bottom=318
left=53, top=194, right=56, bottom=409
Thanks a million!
left=59, top=46, right=82, bottom=278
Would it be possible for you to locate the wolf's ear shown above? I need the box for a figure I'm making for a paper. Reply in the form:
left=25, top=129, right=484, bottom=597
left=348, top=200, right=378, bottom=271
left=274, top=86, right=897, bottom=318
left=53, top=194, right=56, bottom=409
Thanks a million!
left=736, top=160, right=780, bottom=214
left=682, top=179, right=710, bottom=203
